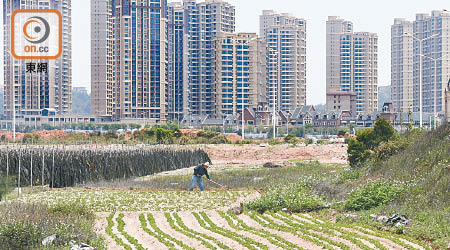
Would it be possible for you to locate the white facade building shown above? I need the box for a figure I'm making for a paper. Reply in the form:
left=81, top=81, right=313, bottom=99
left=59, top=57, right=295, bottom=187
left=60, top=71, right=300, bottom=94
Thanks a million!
left=326, top=16, right=378, bottom=114
left=260, top=10, right=306, bottom=113
left=215, top=32, right=267, bottom=117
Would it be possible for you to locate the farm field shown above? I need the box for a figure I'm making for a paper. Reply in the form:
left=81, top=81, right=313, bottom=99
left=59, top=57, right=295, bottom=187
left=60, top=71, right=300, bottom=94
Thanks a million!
left=1, top=140, right=441, bottom=249
left=98, top=210, right=428, bottom=250
left=15, top=169, right=428, bottom=250
left=16, top=187, right=428, bottom=250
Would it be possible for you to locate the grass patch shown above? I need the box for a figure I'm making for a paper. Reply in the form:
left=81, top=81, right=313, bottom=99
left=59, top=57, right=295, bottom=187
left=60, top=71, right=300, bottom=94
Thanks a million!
left=246, top=182, right=324, bottom=213
left=343, top=181, right=406, bottom=211
left=0, top=202, right=105, bottom=250
left=16, top=189, right=253, bottom=212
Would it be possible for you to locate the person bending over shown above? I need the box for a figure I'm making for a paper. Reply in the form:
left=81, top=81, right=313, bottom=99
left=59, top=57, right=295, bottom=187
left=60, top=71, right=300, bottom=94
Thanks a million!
left=188, top=163, right=210, bottom=191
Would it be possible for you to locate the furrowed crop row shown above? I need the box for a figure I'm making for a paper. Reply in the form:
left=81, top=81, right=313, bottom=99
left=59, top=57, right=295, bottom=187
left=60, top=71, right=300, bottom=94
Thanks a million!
left=345, top=223, right=431, bottom=250
left=193, top=212, right=267, bottom=250
left=117, top=213, right=146, bottom=250
left=247, top=211, right=336, bottom=250
left=165, top=213, right=233, bottom=250
left=351, top=226, right=421, bottom=250
left=268, top=212, right=351, bottom=250
left=106, top=213, right=133, bottom=250
left=164, top=213, right=218, bottom=250
left=277, top=212, right=373, bottom=250
left=139, top=214, right=177, bottom=250
left=147, top=213, right=195, bottom=250
left=218, top=211, right=305, bottom=250
left=296, top=213, right=388, bottom=250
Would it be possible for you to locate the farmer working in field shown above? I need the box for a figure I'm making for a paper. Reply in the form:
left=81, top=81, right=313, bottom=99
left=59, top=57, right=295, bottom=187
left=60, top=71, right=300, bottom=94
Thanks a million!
left=188, top=163, right=210, bottom=191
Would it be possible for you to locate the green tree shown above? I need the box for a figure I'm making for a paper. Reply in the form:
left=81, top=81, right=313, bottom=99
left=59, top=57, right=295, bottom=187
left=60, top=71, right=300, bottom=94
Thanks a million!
left=156, top=128, right=174, bottom=144
left=284, top=134, right=299, bottom=145
left=374, top=118, right=395, bottom=143
left=347, top=139, right=371, bottom=167
left=356, top=128, right=377, bottom=150
left=347, top=118, right=395, bottom=168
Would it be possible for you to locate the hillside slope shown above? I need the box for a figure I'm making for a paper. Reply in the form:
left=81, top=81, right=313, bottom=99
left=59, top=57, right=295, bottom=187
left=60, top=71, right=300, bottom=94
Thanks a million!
left=352, top=125, right=450, bottom=249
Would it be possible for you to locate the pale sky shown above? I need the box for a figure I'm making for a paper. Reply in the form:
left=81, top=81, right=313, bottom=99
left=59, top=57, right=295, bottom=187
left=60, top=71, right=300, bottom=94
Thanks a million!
left=1, top=0, right=449, bottom=105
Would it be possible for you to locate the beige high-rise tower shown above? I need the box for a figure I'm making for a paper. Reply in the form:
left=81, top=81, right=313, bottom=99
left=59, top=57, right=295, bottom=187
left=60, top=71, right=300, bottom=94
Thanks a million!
left=215, top=33, right=267, bottom=118
left=326, top=16, right=378, bottom=114
left=391, top=18, right=414, bottom=113
left=91, top=0, right=168, bottom=122
left=260, top=10, right=307, bottom=113
left=91, top=0, right=115, bottom=118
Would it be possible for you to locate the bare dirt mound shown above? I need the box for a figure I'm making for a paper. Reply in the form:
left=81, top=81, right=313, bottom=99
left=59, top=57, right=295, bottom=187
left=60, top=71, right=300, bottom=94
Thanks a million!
left=203, top=144, right=347, bottom=166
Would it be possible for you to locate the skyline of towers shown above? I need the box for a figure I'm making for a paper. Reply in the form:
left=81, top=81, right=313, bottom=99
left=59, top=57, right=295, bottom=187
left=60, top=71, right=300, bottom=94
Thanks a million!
left=3, top=0, right=72, bottom=120
left=391, top=11, right=450, bottom=115
left=326, top=16, right=378, bottom=115
left=6, top=1, right=446, bottom=125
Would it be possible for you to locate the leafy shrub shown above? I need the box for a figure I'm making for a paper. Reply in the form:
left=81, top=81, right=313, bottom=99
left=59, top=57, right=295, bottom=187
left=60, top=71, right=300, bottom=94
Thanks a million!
left=336, top=170, right=361, bottom=184
left=344, top=181, right=406, bottom=211
left=22, top=134, right=40, bottom=143
left=347, top=118, right=396, bottom=168
left=197, top=130, right=217, bottom=139
left=155, top=128, right=174, bottom=144
left=305, top=138, right=314, bottom=146
left=347, top=139, right=372, bottom=167
left=0, top=202, right=105, bottom=250
left=268, top=139, right=283, bottom=146
left=337, top=128, right=348, bottom=137
left=316, top=139, right=326, bottom=145
left=246, top=182, right=324, bottom=213
left=374, top=137, right=410, bottom=162
left=0, top=177, right=14, bottom=201
left=209, top=135, right=230, bottom=144
left=103, top=131, right=118, bottom=141
left=284, top=134, right=299, bottom=145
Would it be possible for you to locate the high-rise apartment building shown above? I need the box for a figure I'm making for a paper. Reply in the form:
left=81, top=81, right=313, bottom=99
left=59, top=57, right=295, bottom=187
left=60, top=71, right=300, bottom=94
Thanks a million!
left=392, top=11, right=450, bottom=114
left=167, top=2, right=184, bottom=121
left=91, top=0, right=115, bottom=118
left=260, top=10, right=306, bottom=113
left=182, top=0, right=235, bottom=118
left=91, top=0, right=168, bottom=122
left=3, top=0, right=72, bottom=120
left=391, top=18, right=414, bottom=113
left=215, top=33, right=267, bottom=117
left=326, top=16, right=378, bottom=114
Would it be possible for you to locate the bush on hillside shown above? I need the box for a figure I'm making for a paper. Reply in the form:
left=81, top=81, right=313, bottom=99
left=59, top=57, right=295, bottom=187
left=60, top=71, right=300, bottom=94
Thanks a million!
left=246, top=182, right=324, bottom=213
left=0, top=202, right=105, bottom=249
left=347, top=118, right=395, bottom=168
left=344, top=181, right=406, bottom=211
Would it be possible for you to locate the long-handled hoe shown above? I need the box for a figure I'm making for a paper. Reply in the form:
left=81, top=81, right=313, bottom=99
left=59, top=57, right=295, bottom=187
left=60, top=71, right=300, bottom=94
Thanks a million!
left=207, top=179, right=229, bottom=190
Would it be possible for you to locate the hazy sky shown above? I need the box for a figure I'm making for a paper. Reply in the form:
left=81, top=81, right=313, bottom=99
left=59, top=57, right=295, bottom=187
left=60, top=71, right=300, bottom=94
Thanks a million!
left=1, top=0, right=449, bottom=105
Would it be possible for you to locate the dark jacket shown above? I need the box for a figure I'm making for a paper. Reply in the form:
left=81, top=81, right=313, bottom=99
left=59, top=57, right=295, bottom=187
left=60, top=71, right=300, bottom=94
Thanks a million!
left=193, top=165, right=210, bottom=180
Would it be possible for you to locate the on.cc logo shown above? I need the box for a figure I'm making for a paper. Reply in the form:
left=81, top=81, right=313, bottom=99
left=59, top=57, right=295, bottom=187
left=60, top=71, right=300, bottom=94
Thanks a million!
left=23, top=16, right=51, bottom=44
left=11, top=9, right=62, bottom=60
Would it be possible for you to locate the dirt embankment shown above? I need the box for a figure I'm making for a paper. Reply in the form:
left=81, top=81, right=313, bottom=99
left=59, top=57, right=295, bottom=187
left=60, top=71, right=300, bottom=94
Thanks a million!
left=203, top=144, right=348, bottom=166
left=0, top=130, right=69, bottom=141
